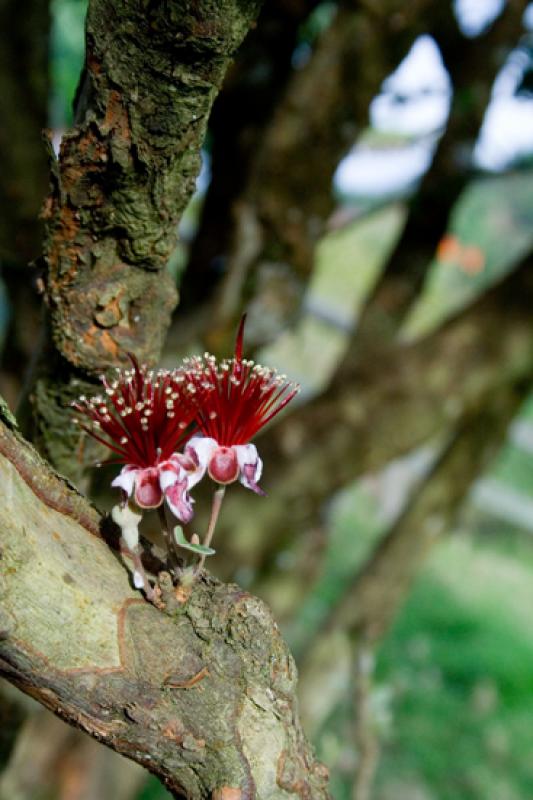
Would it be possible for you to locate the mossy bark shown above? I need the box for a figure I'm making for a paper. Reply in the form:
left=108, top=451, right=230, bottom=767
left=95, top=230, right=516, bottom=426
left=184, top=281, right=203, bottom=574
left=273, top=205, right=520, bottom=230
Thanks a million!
left=25, top=0, right=261, bottom=481
left=0, top=414, right=330, bottom=799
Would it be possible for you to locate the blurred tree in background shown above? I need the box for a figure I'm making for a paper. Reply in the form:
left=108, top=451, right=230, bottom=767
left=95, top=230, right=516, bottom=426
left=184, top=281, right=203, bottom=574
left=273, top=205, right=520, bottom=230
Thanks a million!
left=1, top=0, right=533, bottom=798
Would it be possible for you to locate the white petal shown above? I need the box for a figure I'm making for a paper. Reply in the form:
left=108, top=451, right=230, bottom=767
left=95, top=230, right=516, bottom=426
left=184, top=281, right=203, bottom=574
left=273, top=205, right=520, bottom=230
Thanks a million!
left=159, top=466, right=182, bottom=491
left=133, top=570, right=145, bottom=589
left=111, top=501, right=143, bottom=528
left=164, top=478, right=195, bottom=524
left=186, top=436, right=218, bottom=468
left=111, top=503, right=141, bottom=550
left=184, top=436, right=217, bottom=488
left=111, top=465, right=138, bottom=496
left=235, top=443, right=261, bottom=476
left=121, top=526, right=140, bottom=551
left=234, top=444, right=264, bottom=493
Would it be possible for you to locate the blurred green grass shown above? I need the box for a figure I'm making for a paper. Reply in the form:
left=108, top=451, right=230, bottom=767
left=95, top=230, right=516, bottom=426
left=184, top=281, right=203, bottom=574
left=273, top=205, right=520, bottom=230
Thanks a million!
left=311, top=531, right=533, bottom=800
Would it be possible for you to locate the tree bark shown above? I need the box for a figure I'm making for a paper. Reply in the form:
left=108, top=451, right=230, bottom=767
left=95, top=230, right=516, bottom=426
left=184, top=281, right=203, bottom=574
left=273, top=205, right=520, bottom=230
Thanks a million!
left=0, top=411, right=330, bottom=799
left=24, top=0, right=262, bottom=482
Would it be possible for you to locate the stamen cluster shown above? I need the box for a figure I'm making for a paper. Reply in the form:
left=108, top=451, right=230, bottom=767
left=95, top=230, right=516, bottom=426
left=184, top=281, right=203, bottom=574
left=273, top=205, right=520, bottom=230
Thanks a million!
left=72, top=356, right=210, bottom=467
left=180, top=316, right=299, bottom=445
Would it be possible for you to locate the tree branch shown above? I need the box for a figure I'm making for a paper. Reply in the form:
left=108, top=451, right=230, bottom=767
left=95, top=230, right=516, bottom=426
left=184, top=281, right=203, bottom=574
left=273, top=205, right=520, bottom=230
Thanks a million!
left=0, top=415, right=330, bottom=799
left=0, top=0, right=49, bottom=404
left=0, top=0, right=48, bottom=266
left=23, top=0, right=262, bottom=481
left=181, top=0, right=321, bottom=313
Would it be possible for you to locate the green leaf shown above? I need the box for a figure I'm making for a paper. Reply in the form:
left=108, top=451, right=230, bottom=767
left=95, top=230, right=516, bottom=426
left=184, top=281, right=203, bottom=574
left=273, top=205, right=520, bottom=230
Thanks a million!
left=173, top=526, right=215, bottom=556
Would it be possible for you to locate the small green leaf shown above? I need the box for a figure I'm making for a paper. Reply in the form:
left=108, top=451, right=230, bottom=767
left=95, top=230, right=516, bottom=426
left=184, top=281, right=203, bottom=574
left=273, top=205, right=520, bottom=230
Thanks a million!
left=173, top=526, right=215, bottom=556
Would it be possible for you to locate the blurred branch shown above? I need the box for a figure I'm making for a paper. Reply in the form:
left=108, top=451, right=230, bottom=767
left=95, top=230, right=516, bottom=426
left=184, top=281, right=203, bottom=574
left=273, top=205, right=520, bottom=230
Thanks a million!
left=181, top=0, right=321, bottom=313
left=0, top=0, right=48, bottom=265
left=217, top=251, right=533, bottom=573
left=218, top=0, right=532, bottom=611
left=179, top=1, right=429, bottom=344
left=358, top=0, right=530, bottom=334
left=324, top=387, right=528, bottom=643
left=0, top=0, right=49, bottom=404
left=351, top=647, right=379, bottom=800
left=298, top=372, right=531, bottom=739
left=0, top=416, right=330, bottom=799
left=22, top=0, right=263, bottom=482
left=0, top=708, right=145, bottom=800
left=0, top=683, right=28, bottom=772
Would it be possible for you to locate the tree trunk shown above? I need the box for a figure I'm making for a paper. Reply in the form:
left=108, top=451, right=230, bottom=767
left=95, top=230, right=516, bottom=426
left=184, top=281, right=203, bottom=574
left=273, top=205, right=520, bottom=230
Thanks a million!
left=0, top=410, right=330, bottom=799
left=23, top=0, right=262, bottom=483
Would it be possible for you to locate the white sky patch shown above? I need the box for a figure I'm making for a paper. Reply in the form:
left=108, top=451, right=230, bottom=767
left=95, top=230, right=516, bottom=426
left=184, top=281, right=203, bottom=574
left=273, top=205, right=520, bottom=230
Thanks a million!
left=379, top=34, right=450, bottom=97
left=454, top=0, right=505, bottom=37
left=335, top=141, right=434, bottom=198
left=475, top=96, right=533, bottom=169
left=525, top=3, right=533, bottom=30
left=336, top=13, right=533, bottom=199
left=371, top=35, right=450, bottom=136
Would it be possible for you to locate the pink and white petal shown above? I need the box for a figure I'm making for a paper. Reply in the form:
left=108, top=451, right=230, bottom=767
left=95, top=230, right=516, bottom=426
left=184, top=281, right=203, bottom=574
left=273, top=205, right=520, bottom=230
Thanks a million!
left=158, top=455, right=181, bottom=478
left=134, top=467, right=164, bottom=509
left=234, top=444, right=265, bottom=495
left=185, top=461, right=208, bottom=490
left=173, top=449, right=199, bottom=473
left=159, top=463, right=183, bottom=492
left=184, top=436, right=218, bottom=488
left=164, top=478, right=195, bottom=523
left=111, top=465, right=138, bottom=497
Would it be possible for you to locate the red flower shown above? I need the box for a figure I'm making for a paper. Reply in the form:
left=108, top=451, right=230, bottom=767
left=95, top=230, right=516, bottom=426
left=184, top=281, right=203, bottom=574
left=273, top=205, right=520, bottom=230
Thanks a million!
left=181, top=316, right=299, bottom=493
left=72, top=357, right=208, bottom=520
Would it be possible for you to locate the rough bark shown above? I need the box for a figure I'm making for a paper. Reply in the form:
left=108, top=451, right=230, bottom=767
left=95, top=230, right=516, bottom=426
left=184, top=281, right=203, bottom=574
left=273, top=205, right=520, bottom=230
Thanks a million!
left=0, top=412, right=329, bottom=799
left=25, top=0, right=262, bottom=481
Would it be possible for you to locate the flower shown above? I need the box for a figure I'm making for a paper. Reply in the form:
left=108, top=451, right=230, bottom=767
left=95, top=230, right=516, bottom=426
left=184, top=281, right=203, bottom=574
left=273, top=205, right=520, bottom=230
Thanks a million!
left=72, top=356, right=210, bottom=521
left=180, top=315, right=300, bottom=494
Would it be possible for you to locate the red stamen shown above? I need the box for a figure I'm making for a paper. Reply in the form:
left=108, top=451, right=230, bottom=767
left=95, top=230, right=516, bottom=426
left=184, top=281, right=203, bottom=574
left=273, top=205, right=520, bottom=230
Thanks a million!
left=235, top=314, right=246, bottom=362
left=181, top=319, right=299, bottom=446
left=72, top=357, right=208, bottom=468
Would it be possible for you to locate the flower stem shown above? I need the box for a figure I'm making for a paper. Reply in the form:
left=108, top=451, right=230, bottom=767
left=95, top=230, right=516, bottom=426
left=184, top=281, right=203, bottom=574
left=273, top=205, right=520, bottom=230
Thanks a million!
left=131, top=549, right=156, bottom=602
left=197, top=486, right=226, bottom=573
left=157, top=505, right=181, bottom=576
